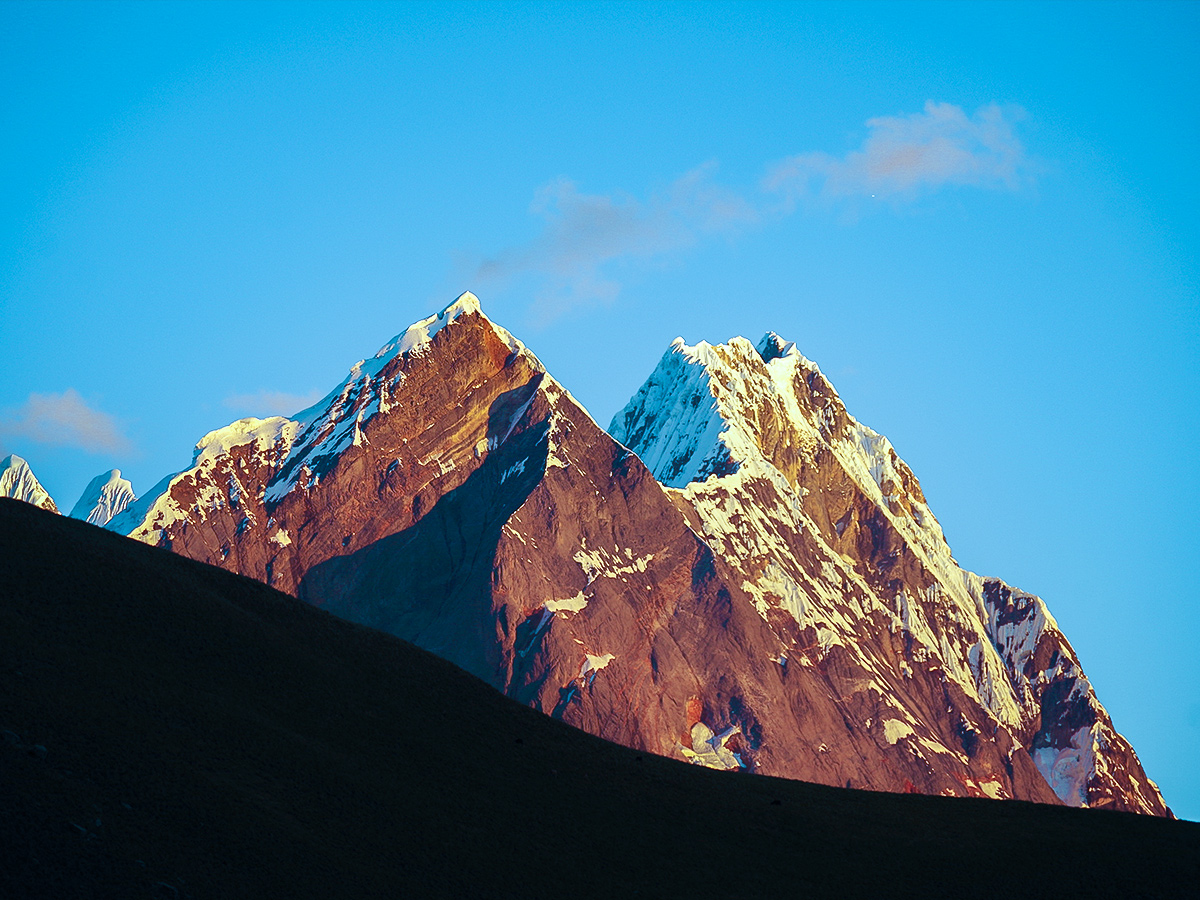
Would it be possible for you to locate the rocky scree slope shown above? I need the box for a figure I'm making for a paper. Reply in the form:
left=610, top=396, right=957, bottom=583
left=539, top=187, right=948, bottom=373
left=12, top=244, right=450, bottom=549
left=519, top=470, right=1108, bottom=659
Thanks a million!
left=107, top=293, right=1168, bottom=814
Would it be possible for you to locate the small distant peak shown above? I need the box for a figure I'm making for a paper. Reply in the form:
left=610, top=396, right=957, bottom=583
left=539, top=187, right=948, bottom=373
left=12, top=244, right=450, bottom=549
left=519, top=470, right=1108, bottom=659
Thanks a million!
left=1, top=453, right=28, bottom=471
left=756, top=332, right=797, bottom=363
left=70, top=467, right=136, bottom=525
left=0, top=453, right=58, bottom=513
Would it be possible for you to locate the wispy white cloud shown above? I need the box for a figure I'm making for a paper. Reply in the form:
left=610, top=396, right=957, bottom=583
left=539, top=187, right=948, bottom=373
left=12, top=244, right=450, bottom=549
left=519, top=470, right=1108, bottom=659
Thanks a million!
left=0, top=389, right=132, bottom=454
left=475, top=102, right=1032, bottom=319
left=223, top=389, right=323, bottom=417
left=765, top=101, right=1030, bottom=200
left=475, top=162, right=756, bottom=323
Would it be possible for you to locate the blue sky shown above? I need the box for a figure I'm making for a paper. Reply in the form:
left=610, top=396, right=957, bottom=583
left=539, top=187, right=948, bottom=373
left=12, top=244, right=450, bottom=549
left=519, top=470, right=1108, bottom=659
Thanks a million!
left=2, top=1, right=1197, bottom=818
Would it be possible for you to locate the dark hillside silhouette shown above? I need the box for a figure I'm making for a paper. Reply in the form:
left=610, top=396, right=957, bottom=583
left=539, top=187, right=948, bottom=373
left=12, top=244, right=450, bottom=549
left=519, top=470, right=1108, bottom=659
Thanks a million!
left=2, top=497, right=1196, bottom=899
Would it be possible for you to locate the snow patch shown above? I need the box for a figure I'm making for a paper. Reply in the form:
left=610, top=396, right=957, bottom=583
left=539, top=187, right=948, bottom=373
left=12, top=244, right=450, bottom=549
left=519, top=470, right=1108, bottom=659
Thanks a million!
left=978, top=778, right=1007, bottom=800
left=882, top=719, right=914, bottom=745
left=580, top=652, right=615, bottom=678
left=500, top=458, right=527, bottom=484
left=680, top=723, right=743, bottom=770
left=573, top=541, right=654, bottom=584
left=544, top=592, right=588, bottom=614
left=1032, top=725, right=1098, bottom=807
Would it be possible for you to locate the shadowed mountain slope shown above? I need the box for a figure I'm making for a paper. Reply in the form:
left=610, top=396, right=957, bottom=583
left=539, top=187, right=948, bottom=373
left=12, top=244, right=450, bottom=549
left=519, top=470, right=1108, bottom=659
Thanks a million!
left=2, top=498, right=1197, bottom=899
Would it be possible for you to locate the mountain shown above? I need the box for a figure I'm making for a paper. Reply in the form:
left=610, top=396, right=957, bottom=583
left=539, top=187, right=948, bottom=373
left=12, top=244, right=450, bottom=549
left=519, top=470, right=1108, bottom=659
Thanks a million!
left=5, top=497, right=1198, bottom=898
left=610, top=333, right=1165, bottom=813
left=69, top=468, right=136, bottom=526
left=108, top=293, right=1169, bottom=815
left=0, top=453, right=58, bottom=513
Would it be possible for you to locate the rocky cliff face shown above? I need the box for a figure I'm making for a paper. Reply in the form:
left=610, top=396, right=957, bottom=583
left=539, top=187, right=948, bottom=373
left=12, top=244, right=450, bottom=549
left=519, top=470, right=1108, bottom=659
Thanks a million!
left=110, top=294, right=1169, bottom=815
left=0, top=454, right=58, bottom=513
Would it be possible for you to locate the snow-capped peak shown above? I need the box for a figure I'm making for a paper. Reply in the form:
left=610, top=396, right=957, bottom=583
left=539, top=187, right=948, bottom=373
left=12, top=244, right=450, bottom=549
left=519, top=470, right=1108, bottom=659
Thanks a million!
left=608, top=338, right=737, bottom=487
left=111, top=292, right=532, bottom=532
left=614, top=330, right=896, bottom=505
left=614, top=330, right=969, bottom=597
left=0, top=454, right=58, bottom=513
left=611, top=333, right=815, bottom=488
left=362, top=291, right=495, bottom=375
left=297, top=292, right=526, bottom=418
left=262, top=292, right=534, bottom=504
left=444, top=289, right=482, bottom=317
left=69, top=468, right=136, bottom=526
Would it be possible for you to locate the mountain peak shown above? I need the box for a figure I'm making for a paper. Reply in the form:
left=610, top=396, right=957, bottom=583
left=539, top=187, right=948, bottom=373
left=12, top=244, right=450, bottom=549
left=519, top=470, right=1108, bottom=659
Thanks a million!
left=114, top=293, right=541, bottom=534
left=361, top=291, right=525, bottom=382
left=447, top=290, right=482, bottom=316
left=0, top=454, right=58, bottom=513
left=260, top=292, right=534, bottom=505
left=611, top=331, right=807, bottom=489
left=669, top=335, right=760, bottom=369
left=69, top=468, right=136, bottom=526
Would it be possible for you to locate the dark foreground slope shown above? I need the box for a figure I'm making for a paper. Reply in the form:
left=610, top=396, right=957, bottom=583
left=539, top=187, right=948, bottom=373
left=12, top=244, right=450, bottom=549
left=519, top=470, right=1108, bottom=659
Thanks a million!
left=1, top=499, right=1196, bottom=900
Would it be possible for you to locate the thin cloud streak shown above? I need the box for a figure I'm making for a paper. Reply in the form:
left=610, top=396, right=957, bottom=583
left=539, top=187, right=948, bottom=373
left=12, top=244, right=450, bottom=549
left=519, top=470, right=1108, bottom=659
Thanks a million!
left=475, top=102, right=1033, bottom=319
left=475, top=162, right=757, bottom=323
left=0, top=389, right=132, bottom=454
left=766, top=101, right=1030, bottom=200
left=223, top=389, right=324, bottom=417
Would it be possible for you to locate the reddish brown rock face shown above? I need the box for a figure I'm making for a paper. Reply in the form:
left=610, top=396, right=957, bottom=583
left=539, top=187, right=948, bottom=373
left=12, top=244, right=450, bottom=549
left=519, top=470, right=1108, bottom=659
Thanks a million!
left=112, top=295, right=1170, bottom=815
